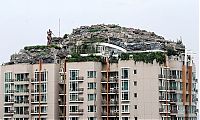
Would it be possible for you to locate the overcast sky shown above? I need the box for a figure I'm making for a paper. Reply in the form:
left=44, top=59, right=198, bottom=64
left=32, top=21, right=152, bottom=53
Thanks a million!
left=0, top=0, right=199, bottom=75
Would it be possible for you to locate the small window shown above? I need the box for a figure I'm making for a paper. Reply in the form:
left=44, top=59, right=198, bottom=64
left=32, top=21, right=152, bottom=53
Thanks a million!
left=134, top=70, right=137, bottom=74
left=134, top=81, right=137, bottom=86
left=122, top=117, right=129, bottom=120
left=88, top=82, right=96, bottom=89
left=88, top=117, right=96, bottom=120
left=122, top=68, right=129, bottom=79
left=88, top=105, right=96, bottom=112
left=88, top=94, right=96, bottom=101
left=134, top=117, right=137, bottom=120
left=134, top=93, right=137, bottom=98
left=134, top=105, right=137, bottom=109
left=122, top=105, right=129, bottom=112
left=87, top=71, right=96, bottom=78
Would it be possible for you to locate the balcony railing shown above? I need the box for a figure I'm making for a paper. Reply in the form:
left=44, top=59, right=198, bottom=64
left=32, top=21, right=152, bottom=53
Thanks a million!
left=170, top=98, right=177, bottom=103
left=70, top=88, right=84, bottom=92
left=15, top=78, right=30, bottom=82
left=24, top=110, right=29, bottom=115
left=159, top=86, right=166, bottom=90
left=102, top=111, right=119, bottom=116
left=58, top=80, right=65, bottom=84
left=101, top=88, right=118, bottom=93
left=159, top=96, right=169, bottom=101
left=169, top=87, right=176, bottom=90
left=69, top=109, right=84, bottom=115
left=158, top=74, right=166, bottom=78
left=77, top=76, right=84, bottom=80
left=101, top=77, right=118, bottom=83
left=102, top=100, right=118, bottom=105
left=170, top=110, right=178, bottom=113
left=159, top=108, right=170, bottom=113
left=4, top=110, right=15, bottom=115
left=69, top=97, right=84, bottom=102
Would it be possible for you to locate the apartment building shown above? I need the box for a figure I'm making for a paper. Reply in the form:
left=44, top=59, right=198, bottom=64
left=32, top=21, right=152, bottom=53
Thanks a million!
left=0, top=63, right=60, bottom=120
left=56, top=53, right=198, bottom=120
left=0, top=52, right=198, bottom=120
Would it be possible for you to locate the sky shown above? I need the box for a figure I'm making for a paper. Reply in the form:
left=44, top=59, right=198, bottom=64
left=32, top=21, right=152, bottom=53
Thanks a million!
left=0, top=0, right=199, bottom=76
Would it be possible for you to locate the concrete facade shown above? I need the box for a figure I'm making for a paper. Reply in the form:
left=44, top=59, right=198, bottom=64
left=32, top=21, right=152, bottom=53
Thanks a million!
left=0, top=56, right=198, bottom=120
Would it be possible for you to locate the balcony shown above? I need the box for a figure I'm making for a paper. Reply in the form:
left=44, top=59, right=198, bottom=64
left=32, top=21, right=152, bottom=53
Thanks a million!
left=77, top=76, right=84, bottom=81
left=58, top=80, right=65, bottom=84
left=59, top=111, right=65, bottom=117
left=158, top=74, right=166, bottom=79
left=159, top=96, right=169, bottom=101
left=101, top=88, right=118, bottom=94
left=169, top=87, right=176, bottom=90
left=4, top=110, right=15, bottom=116
left=24, top=110, right=29, bottom=115
left=15, top=78, right=30, bottom=82
left=102, top=100, right=118, bottom=105
left=6, top=90, right=15, bottom=93
left=159, top=108, right=170, bottom=113
left=15, top=89, right=29, bottom=93
left=69, top=88, right=84, bottom=93
left=15, top=99, right=29, bottom=104
left=31, top=110, right=47, bottom=115
left=170, top=98, right=177, bottom=103
left=102, top=111, right=119, bottom=116
left=101, top=77, right=118, bottom=83
left=69, top=109, right=84, bottom=115
left=110, top=100, right=119, bottom=105
left=159, top=86, right=166, bottom=91
left=59, top=101, right=66, bottom=106
left=170, top=110, right=178, bottom=114
left=69, top=97, right=84, bottom=103
left=5, top=79, right=15, bottom=82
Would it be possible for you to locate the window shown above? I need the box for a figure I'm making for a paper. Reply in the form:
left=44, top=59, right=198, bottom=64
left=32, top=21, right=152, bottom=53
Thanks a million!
left=88, top=82, right=96, bottom=89
left=88, top=117, right=96, bottom=120
left=41, top=106, right=47, bottom=113
left=134, top=81, right=137, bottom=86
left=122, top=80, right=129, bottom=90
left=134, top=117, right=137, bottom=120
left=70, top=93, right=78, bottom=101
left=88, top=105, right=96, bottom=112
left=122, top=105, right=129, bottom=112
left=5, top=72, right=12, bottom=82
left=122, top=92, right=129, bottom=100
left=15, top=107, right=24, bottom=114
left=70, top=70, right=79, bottom=80
left=87, top=71, right=96, bottom=78
left=70, top=81, right=78, bottom=91
left=34, top=71, right=48, bottom=82
left=134, top=105, right=137, bottom=109
left=88, top=94, right=96, bottom=101
left=122, top=68, right=129, bottom=79
left=70, top=106, right=78, bottom=112
left=122, top=117, right=129, bottom=120
left=134, top=70, right=137, bottom=74
left=69, top=117, right=79, bottom=120
left=134, top=93, right=137, bottom=98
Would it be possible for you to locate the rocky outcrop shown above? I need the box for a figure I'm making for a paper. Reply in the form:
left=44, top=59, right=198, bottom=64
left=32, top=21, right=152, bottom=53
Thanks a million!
left=6, top=24, right=185, bottom=64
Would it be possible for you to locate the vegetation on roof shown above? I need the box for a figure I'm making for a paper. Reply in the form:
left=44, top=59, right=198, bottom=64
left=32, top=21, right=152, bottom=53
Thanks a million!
left=120, top=52, right=166, bottom=64
left=24, top=44, right=61, bottom=51
left=67, top=53, right=102, bottom=62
